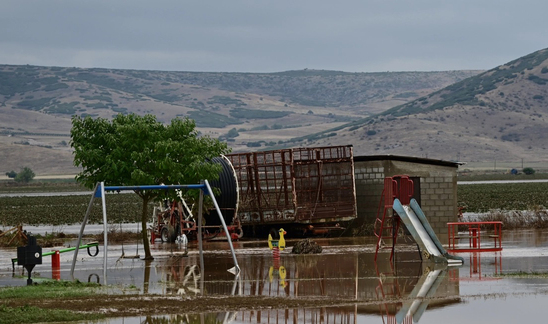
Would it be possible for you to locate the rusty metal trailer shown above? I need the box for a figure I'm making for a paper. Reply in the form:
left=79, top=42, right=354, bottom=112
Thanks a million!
left=225, top=145, right=357, bottom=236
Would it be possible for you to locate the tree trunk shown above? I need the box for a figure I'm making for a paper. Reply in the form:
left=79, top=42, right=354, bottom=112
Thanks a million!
left=141, top=197, right=153, bottom=260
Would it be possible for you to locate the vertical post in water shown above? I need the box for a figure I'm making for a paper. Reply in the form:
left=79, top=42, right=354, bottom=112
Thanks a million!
left=100, top=181, right=108, bottom=284
left=198, top=186, right=204, bottom=295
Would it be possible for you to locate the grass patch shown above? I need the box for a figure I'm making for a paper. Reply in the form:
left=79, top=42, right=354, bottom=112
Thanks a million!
left=0, top=280, right=101, bottom=300
left=496, top=271, right=548, bottom=278
left=0, top=305, right=104, bottom=324
left=0, top=281, right=105, bottom=324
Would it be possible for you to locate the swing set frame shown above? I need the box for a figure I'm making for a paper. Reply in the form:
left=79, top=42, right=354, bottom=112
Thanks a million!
left=70, top=180, right=240, bottom=283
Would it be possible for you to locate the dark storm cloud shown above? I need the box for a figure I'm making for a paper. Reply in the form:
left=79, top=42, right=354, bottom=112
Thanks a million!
left=1, top=0, right=547, bottom=72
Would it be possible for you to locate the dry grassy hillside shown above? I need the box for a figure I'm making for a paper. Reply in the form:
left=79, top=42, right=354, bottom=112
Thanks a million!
left=0, top=65, right=480, bottom=175
left=304, top=48, right=548, bottom=164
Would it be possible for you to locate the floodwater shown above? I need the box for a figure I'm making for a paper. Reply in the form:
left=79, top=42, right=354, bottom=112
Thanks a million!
left=2, top=230, right=548, bottom=324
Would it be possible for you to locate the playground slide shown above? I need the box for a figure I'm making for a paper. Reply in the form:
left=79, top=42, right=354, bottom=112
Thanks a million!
left=392, top=198, right=464, bottom=265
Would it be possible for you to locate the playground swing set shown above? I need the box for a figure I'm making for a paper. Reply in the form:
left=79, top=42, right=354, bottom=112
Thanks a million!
left=69, top=180, right=241, bottom=283
left=11, top=180, right=241, bottom=285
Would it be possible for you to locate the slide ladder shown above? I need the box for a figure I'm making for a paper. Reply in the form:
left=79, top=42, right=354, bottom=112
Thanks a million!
left=374, top=176, right=414, bottom=261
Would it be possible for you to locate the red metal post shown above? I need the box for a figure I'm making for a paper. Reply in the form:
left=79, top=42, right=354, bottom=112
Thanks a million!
left=52, top=250, right=60, bottom=267
left=471, top=228, right=478, bottom=248
left=52, top=250, right=60, bottom=280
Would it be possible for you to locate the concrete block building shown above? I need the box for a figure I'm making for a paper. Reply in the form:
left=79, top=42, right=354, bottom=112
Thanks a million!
left=353, top=155, right=460, bottom=243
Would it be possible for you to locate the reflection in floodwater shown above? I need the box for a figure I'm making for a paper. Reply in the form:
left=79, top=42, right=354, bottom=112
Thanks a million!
left=6, top=230, right=548, bottom=324
left=0, top=238, right=484, bottom=324
left=159, top=256, right=201, bottom=296
left=394, top=265, right=447, bottom=323
left=133, top=259, right=458, bottom=324
left=147, top=240, right=462, bottom=324
left=374, top=260, right=460, bottom=324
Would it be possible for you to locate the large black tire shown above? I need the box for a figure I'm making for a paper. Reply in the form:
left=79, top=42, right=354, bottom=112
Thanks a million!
left=161, top=224, right=179, bottom=243
left=170, top=224, right=180, bottom=242
left=161, top=227, right=170, bottom=243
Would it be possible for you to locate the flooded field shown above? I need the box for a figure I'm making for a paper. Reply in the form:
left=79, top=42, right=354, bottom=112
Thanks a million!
left=2, top=229, right=548, bottom=323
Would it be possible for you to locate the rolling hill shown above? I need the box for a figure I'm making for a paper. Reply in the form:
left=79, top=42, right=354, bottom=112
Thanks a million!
left=299, top=48, right=548, bottom=165
left=0, top=65, right=479, bottom=176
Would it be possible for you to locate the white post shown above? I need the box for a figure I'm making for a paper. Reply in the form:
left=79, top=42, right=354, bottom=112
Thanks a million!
left=100, top=181, right=108, bottom=284
left=71, top=182, right=100, bottom=278
left=198, top=188, right=204, bottom=295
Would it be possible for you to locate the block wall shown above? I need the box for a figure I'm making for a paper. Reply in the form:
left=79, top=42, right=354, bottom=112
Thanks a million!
left=354, top=159, right=458, bottom=243
left=353, top=161, right=385, bottom=234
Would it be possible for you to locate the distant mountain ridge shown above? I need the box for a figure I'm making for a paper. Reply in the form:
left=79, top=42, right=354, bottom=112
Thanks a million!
left=299, top=48, right=548, bottom=164
left=5, top=44, right=548, bottom=177
left=0, top=64, right=480, bottom=175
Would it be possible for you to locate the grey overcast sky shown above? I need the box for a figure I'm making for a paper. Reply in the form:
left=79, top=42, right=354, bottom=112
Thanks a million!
left=1, top=1, right=547, bottom=73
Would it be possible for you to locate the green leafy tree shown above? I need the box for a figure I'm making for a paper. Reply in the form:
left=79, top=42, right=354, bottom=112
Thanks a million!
left=523, top=167, right=536, bottom=175
left=70, top=113, right=230, bottom=260
left=14, top=167, right=35, bottom=183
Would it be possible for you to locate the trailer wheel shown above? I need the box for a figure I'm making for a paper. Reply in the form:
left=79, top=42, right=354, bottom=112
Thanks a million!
left=161, top=227, right=169, bottom=243
left=171, top=224, right=180, bottom=242
left=161, top=225, right=179, bottom=243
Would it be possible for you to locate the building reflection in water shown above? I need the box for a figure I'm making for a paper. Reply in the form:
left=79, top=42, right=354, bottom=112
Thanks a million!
left=151, top=245, right=467, bottom=324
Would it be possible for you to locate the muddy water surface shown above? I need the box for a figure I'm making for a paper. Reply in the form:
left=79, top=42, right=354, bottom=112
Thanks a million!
left=2, top=230, right=548, bottom=323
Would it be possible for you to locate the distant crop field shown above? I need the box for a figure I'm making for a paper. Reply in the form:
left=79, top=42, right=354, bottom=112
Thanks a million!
left=0, top=194, right=149, bottom=227
left=461, top=161, right=548, bottom=173
left=458, top=182, right=548, bottom=212
left=1, top=182, right=547, bottom=229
